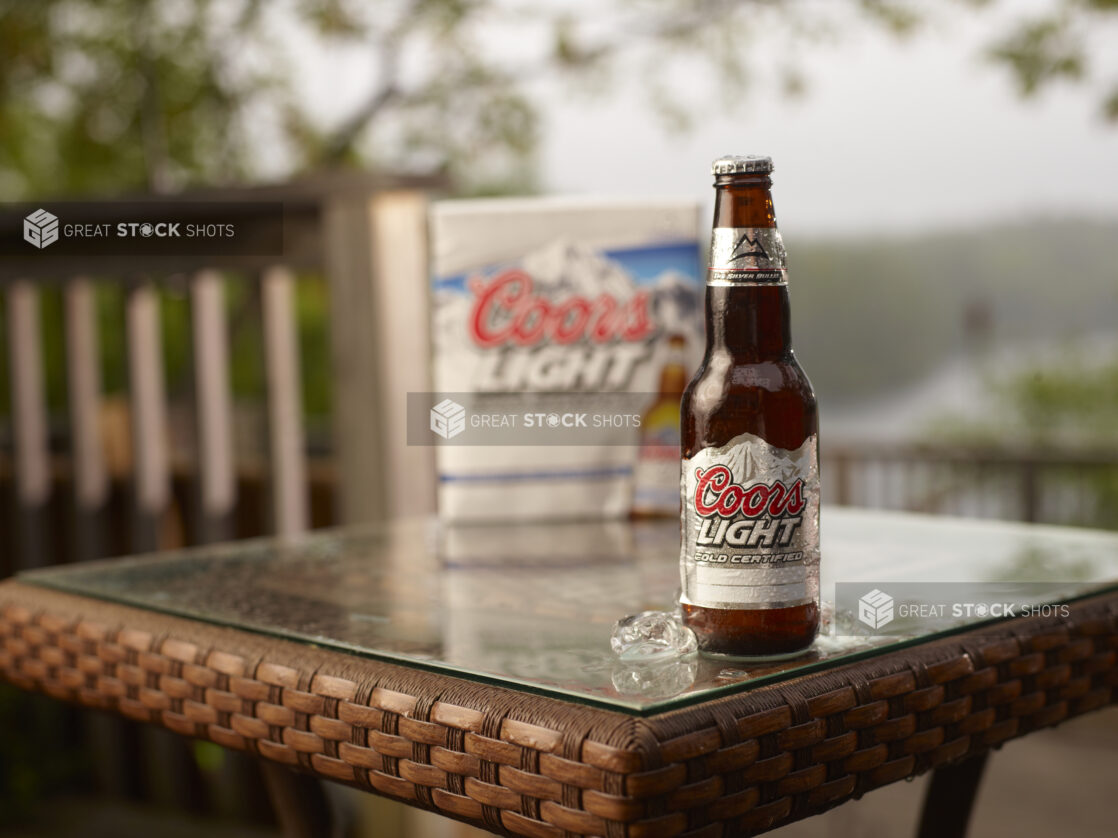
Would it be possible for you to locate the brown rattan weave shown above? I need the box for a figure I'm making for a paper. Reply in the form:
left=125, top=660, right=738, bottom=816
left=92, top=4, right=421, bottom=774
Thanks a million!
left=2, top=580, right=1116, bottom=837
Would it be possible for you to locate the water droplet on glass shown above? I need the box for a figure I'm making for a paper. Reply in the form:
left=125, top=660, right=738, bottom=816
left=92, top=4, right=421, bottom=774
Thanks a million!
left=716, top=668, right=750, bottom=681
left=820, top=600, right=835, bottom=632
left=610, top=611, right=697, bottom=662
left=579, top=658, right=614, bottom=675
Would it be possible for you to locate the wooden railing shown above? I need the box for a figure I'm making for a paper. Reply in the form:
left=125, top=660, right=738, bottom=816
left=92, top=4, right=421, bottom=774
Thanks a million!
left=823, top=442, right=1118, bottom=529
left=1, top=172, right=441, bottom=574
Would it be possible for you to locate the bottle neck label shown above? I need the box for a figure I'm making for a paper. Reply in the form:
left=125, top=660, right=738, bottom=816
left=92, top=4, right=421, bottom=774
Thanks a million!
left=708, top=227, right=787, bottom=286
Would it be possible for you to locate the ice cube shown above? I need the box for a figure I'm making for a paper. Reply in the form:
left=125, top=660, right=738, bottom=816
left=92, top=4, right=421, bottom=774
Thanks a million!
left=610, top=611, right=698, bottom=662
left=612, top=658, right=698, bottom=699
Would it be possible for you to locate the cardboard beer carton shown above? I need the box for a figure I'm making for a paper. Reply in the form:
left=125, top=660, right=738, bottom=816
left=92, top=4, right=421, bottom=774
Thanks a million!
left=429, top=197, right=703, bottom=522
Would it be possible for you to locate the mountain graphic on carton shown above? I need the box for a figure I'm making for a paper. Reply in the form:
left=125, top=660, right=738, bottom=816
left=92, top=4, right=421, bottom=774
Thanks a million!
left=521, top=238, right=639, bottom=300
left=650, top=269, right=701, bottom=336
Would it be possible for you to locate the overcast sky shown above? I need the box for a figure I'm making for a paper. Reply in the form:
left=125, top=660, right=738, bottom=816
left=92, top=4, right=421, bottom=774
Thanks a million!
left=535, top=10, right=1118, bottom=237
left=289, top=2, right=1118, bottom=238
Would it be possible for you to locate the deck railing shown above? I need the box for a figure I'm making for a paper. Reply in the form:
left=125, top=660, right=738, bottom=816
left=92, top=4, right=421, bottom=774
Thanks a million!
left=1, top=173, right=440, bottom=574
left=823, top=442, right=1118, bottom=529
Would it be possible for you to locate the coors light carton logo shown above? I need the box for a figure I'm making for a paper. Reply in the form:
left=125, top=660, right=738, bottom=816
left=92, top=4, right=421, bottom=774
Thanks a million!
left=433, top=239, right=702, bottom=393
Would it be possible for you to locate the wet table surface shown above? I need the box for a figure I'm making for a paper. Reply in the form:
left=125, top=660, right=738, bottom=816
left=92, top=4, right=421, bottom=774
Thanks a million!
left=21, top=508, right=1118, bottom=713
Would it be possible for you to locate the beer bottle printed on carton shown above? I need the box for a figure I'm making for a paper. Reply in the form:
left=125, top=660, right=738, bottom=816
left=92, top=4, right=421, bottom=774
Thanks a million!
left=632, top=334, right=688, bottom=517
left=679, top=155, right=821, bottom=658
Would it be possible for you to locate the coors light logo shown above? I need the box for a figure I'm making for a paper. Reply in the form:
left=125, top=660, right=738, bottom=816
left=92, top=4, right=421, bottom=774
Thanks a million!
left=680, top=430, right=820, bottom=585
left=435, top=240, right=700, bottom=392
left=693, top=466, right=806, bottom=550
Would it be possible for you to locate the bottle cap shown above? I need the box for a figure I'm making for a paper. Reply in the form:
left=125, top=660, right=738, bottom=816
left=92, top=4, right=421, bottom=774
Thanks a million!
left=711, top=155, right=773, bottom=175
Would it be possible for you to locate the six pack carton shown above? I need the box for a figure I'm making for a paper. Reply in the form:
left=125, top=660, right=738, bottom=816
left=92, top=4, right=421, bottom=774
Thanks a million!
left=429, top=198, right=703, bottom=522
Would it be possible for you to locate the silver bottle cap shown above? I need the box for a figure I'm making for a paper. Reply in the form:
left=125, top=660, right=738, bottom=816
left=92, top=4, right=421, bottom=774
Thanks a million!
left=711, top=155, right=774, bottom=175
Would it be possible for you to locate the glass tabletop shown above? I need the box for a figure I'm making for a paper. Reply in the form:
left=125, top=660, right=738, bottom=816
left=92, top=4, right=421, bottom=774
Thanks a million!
left=20, top=508, right=1118, bottom=714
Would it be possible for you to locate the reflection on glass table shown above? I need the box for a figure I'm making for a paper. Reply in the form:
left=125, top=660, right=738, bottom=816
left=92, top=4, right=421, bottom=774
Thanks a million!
left=22, top=508, right=1118, bottom=712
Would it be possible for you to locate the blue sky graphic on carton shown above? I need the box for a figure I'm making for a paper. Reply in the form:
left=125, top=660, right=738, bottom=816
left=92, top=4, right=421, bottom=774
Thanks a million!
left=432, top=240, right=701, bottom=291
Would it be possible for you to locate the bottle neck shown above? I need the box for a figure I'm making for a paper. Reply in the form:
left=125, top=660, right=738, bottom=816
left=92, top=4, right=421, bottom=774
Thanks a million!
left=705, top=285, right=792, bottom=359
left=706, top=173, right=792, bottom=360
left=712, top=173, right=777, bottom=228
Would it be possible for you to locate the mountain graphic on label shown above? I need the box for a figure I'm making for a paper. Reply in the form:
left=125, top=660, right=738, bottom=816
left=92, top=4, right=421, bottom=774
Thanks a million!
left=695, top=431, right=817, bottom=488
left=727, top=232, right=770, bottom=263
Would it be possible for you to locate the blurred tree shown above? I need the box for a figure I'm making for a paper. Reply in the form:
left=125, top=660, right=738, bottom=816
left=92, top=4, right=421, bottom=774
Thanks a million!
left=936, top=348, right=1118, bottom=448
left=0, top=0, right=1115, bottom=199
left=0, top=0, right=269, bottom=196
left=987, top=0, right=1118, bottom=119
left=929, top=348, right=1118, bottom=529
left=1005, top=354, right=1118, bottom=446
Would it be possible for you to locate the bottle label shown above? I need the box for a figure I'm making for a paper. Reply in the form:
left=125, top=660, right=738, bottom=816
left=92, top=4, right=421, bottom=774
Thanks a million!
left=708, top=227, right=787, bottom=286
left=680, top=431, right=819, bottom=609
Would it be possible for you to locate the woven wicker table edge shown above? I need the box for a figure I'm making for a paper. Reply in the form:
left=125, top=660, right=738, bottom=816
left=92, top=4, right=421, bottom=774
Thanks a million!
left=1, top=580, right=1116, bottom=838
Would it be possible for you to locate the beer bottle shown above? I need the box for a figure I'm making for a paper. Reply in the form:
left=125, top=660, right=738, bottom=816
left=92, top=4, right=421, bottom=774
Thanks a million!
left=679, top=155, right=820, bottom=658
left=632, top=334, right=688, bottom=518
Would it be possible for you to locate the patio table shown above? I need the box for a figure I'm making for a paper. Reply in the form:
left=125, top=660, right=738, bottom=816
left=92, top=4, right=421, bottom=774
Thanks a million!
left=1, top=508, right=1116, bottom=837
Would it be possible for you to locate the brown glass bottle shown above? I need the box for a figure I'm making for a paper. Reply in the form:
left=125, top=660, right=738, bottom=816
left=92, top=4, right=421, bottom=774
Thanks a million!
left=679, top=155, right=820, bottom=658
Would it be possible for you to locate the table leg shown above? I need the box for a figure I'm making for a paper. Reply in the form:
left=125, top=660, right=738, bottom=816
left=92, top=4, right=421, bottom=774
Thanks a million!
left=916, top=751, right=990, bottom=838
left=261, top=763, right=335, bottom=838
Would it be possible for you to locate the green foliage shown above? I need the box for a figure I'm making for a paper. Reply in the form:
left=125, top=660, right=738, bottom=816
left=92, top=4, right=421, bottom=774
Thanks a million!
left=3, top=0, right=1115, bottom=202
left=924, top=326, right=1118, bottom=530
left=294, top=275, right=332, bottom=423
left=0, top=0, right=275, bottom=197
left=1104, top=85, right=1118, bottom=120
left=160, top=282, right=193, bottom=401
left=0, top=0, right=544, bottom=198
left=930, top=346, right=1118, bottom=448
left=191, top=740, right=226, bottom=774
left=985, top=0, right=1118, bottom=120
left=1001, top=351, right=1118, bottom=444
left=988, top=16, right=1084, bottom=96
left=96, top=283, right=129, bottom=397
left=225, top=278, right=264, bottom=411
left=859, top=0, right=924, bottom=36
left=1002, top=354, right=1118, bottom=529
